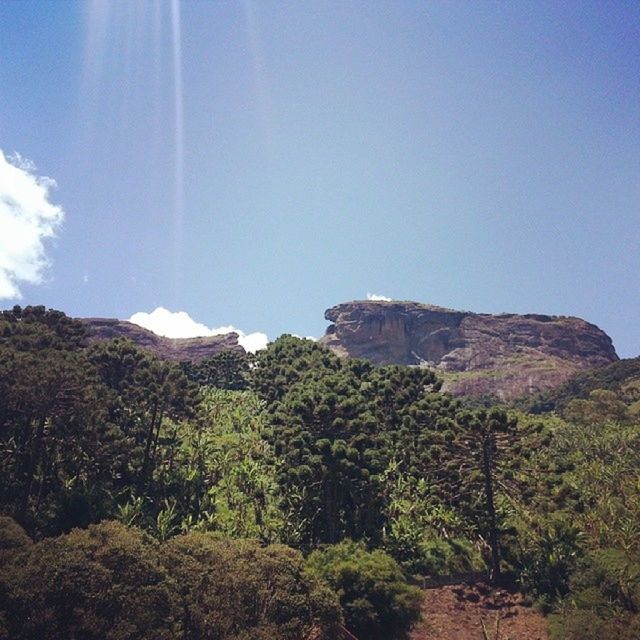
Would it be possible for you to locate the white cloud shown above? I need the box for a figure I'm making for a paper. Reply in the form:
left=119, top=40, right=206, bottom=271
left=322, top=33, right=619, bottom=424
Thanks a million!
left=238, top=331, right=269, bottom=353
left=292, top=334, right=317, bottom=341
left=0, top=150, right=64, bottom=298
left=130, top=308, right=212, bottom=339
left=366, top=292, right=392, bottom=302
left=129, top=307, right=269, bottom=353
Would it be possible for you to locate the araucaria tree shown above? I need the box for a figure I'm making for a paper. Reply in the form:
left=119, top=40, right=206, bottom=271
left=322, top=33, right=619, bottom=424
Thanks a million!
left=456, top=407, right=518, bottom=583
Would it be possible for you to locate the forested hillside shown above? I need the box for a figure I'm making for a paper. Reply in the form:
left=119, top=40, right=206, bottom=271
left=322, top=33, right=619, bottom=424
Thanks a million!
left=0, top=306, right=638, bottom=640
left=524, top=356, right=640, bottom=415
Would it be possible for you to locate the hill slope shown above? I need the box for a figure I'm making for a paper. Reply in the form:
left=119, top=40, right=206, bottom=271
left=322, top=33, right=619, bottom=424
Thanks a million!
left=81, top=317, right=243, bottom=361
left=525, top=356, right=640, bottom=413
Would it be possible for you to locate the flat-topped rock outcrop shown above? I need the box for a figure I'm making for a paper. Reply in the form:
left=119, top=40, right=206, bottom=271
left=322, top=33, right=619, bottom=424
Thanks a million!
left=320, top=301, right=618, bottom=400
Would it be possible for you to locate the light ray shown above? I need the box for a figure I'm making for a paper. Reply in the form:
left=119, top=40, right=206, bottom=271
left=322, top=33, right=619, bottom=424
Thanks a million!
left=241, top=0, right=275, bottom=160
left=171, top=0, right=185, bottom=302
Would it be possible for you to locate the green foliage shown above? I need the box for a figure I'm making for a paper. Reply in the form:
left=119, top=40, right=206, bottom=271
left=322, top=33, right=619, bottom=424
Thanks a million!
left=252, top=336, right=534, bottom=582
left=0, top=521, right=179, bottom=640
left=0, top=517, right=31, bottom=565
left=548, top=547, right=640, bottom=639
left=307, top=540, right=422, bottom=640
left=524, top=357, right=640, bottom=414
left=255, top=337, right=387, bottom=545
left=510, top=513, right=585, bottom=600
left=252, top=336, right=470, bottom=549
left=0, top=521, right=341, bottom=640
left=151, top=388, right=283, bottom=540
left=382, top=472, right=483, bottom=576
left=0, top=309, right=198, bottom=536
left=413, top=538, right=484, bottom=578
left=162, top=533, right=341, bottom=639
left=516, top=405, right=640, bottom=634
left=88, top=338, right=199, bottom=497
left=5, top=304, right=640, bottom=638
left=0, top=334, right=110, bottom=533
left=562, top=389, right=629, bottom=426
left=251, top=334, right=342, bottom=404
left=548, top=609, right=640, bottom=640
left=547, top=418, right=640, bottom=553
left=180, top=350, right=253, bottom=390
left=0, top=305, right=87, bottom=351
left=572, top=548, right=640, bottom=614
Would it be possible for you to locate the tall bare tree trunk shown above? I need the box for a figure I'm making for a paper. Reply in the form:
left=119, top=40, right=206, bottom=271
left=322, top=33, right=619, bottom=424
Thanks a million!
left=482, top=436, right=500, bottom=584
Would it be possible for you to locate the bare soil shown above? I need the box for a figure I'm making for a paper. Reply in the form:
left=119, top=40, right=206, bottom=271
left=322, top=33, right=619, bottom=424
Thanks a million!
left=410, top=582, right=550, bottom=640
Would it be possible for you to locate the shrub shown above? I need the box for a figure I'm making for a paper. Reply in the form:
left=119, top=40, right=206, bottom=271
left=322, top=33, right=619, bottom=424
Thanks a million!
left=547, top=547, right=640, bottom=640
left=573, top=548, right=640, bottom=612
left=549, top=609, right=640, bottom=640
left=307, top=540, right=422, bottom=640
left=0, top=523, right=342, bottom=640
left=0, top=521, right=179, bottom=640
left=412, top=537, right=484, bottom=577
left=161, top=533, right=341, bottom=640
left=0, top=517, right=31, bottom=564
left=509, top=513, right=584, bottom=599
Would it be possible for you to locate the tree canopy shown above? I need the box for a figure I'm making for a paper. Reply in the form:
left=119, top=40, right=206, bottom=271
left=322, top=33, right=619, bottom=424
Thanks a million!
left=0, top=308, right=638, bottom=639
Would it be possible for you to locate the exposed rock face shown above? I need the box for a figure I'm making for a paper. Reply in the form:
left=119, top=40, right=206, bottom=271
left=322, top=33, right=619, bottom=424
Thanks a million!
left=320, top=301, right=618, bottom=400
left=81, top=318, right=243, bottom=361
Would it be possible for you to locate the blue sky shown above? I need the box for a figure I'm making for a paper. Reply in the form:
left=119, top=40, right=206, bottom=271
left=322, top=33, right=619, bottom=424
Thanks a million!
left=0, top=1, right=638, bottom=355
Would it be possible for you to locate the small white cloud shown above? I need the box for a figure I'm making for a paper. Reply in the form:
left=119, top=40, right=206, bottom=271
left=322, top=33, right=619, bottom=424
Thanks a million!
left=130, top=308, right=211, bottom=339
left=292, top=334, right=317, bottom=341
left=0, top=150, right=64, bottom=299
left=238, top=331, right=269, bottom=353
left=129, top=307, right=269, bottom=353
left=366, top=292, right=392, bottom=302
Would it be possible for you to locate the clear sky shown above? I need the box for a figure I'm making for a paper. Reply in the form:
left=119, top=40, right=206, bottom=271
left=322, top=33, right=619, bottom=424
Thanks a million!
left=0, top=1, right=638, bottom=355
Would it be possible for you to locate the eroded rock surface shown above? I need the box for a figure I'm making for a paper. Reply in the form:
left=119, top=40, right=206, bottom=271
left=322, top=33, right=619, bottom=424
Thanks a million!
left=81, top=318, right=243, bottom=361
left=320, top=301, right=618, bottom=400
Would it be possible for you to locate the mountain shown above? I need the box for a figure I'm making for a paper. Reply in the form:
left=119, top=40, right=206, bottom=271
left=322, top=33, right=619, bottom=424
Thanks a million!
left=80, top=317, right=243, bottom=361
left=320, top=301, right=618, bottom=401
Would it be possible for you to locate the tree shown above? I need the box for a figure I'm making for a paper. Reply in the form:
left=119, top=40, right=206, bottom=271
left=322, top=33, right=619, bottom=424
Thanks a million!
left=0, top=305, right=87, bottom=352
left=254, top=337, right=386, bottom=545
left=88, top=339, right=198, bottom=496
left=180, top=350, right=253, bottom=390
left=456, top=408, right=517, bottom=583
left=0, top=311, right=108, bottom=533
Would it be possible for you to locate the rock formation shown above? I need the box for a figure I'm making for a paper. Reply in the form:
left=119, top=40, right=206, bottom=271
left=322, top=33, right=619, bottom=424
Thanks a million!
left=320, top=301, right=618, bottom=400
left=81, top=318, right=243, bottom=361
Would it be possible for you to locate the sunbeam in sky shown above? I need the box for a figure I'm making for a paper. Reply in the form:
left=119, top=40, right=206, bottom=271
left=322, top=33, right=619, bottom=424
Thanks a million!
left=1, top=1, right=638, bottom=356
left=241, top=0, right=275, bottom=161
left=170, top=0, right=184, bottom=303
left=81, top=0, right=186, bottom=303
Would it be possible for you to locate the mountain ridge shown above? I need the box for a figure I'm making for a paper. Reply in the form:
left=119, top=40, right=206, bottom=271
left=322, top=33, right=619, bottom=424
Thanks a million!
left=320, top=300, right=618, bottom=400
left=80, top=317, right=243, bottom=361
left=79, top=300, right=619, bottom=401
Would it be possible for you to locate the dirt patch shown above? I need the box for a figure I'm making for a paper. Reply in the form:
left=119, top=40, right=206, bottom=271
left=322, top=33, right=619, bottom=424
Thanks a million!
left=410, top=582, right=549, bottom=640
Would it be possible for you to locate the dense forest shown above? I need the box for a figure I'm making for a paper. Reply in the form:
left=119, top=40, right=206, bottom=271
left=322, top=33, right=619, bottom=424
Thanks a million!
left=0, top=306, right=638, bottom=639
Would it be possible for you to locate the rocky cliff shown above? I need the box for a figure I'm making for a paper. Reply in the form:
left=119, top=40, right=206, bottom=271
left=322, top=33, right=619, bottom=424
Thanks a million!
left=81, top=318, right=243, bottom=361
left=320, top=301, right=618, bottom=400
